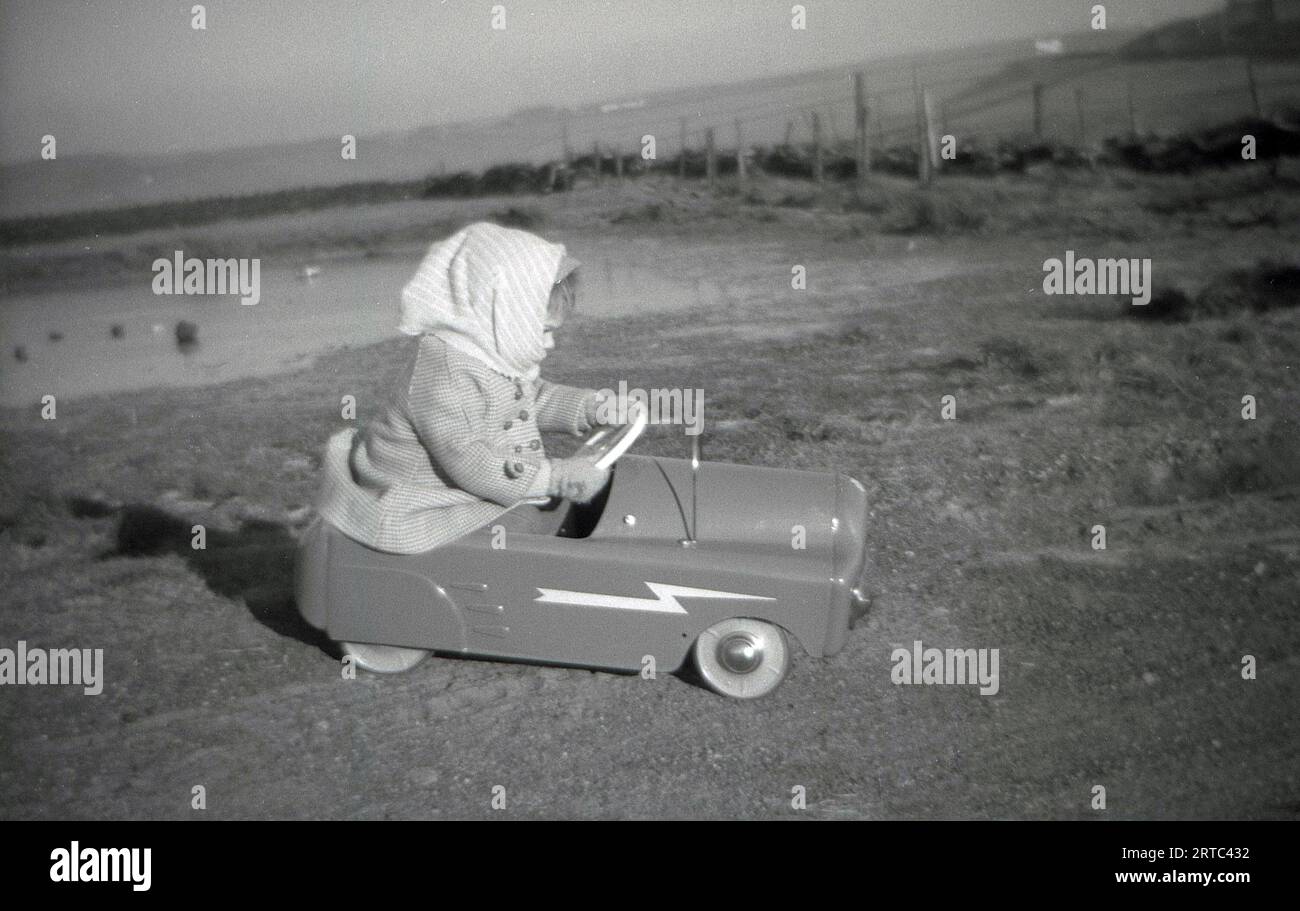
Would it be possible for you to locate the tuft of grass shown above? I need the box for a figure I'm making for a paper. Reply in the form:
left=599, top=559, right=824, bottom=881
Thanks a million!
left=776, top=191, right=818, bottom=209
left=1127, top=286, right=1194, bottom=323
left=810, top=320, right=873, bottom=346
left=610, top=203, right=664, bottom=224
left=1124, top=423, right=1300, bottom=505
left=880, top=190, right=990, bottom=235
left=1218, top=321, right=1255, bottom=344
left=1125, top=261, right=1300, bottom=324
left=978, top=337, right=1046, bottom=378
left=1195, top=260, right=1300, bottom=317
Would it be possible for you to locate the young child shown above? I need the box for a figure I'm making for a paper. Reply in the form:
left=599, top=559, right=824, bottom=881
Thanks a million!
left=315, top=222, right=611, bottom=554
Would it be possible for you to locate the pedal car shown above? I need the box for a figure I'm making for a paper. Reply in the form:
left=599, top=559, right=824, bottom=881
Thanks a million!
left=295, top=407, right=871, bottom=698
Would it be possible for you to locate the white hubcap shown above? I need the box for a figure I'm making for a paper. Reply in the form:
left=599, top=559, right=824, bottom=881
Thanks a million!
left=694, top=619, right=790, bottom=699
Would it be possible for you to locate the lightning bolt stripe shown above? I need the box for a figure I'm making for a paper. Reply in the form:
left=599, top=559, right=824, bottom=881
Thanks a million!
left=533, top=582, right=775, bottom=615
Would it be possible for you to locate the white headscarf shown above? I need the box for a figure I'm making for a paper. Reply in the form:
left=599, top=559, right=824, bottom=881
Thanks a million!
left=398, top=222, right=574, bottom=381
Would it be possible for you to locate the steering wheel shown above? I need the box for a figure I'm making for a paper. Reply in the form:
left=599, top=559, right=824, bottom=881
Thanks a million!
left=574, top=400, right=648, bottom=469
left=516, top=401, right=648, bottom=507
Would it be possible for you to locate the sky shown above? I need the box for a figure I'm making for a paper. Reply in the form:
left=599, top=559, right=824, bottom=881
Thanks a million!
left=0, top=0, right=1224, bottom=164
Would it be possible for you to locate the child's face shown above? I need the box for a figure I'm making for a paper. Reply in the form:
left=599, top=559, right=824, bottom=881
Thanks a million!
left=544, top=274, right=576, bottom=351
left=542, top=316, right=561, bottom=351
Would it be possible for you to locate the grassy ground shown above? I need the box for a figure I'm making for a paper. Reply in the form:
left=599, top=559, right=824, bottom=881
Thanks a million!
left=6, top=165, right=1300, bottom=294
left=1, top=167, right=1298, bottom=818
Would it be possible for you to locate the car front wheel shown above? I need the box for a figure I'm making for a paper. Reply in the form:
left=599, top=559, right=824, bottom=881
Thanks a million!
left=339, top=641, right=430, bottom=674
left=693, top=618, right=790, bottom=699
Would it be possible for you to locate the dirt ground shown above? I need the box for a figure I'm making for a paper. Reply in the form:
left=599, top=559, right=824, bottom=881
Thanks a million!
left=1, top=171, right=1298, bottom=818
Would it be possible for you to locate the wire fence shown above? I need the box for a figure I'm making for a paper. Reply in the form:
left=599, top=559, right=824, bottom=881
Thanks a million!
left=495, top=51, right=1300, bottom=184
left=6, top=50, right=1298, bottom=241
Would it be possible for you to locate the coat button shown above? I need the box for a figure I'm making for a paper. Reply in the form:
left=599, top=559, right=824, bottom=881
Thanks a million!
left=514, top=445, right=523, bottom=453
left=503, top=421, right=512, bottom=431
left=518, top=410, right=529, bottom=421
left=512, top=461, right=525, bottom=475
left=504, top=461, right=525, bottom=479
left=514, top=387, right=524, bottom=400
left=528, top=439, right=541, bottom=450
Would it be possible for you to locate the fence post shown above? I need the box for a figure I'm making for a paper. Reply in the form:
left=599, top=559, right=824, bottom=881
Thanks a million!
left=1074, top=88, right=1087, bottom=145
left=811, top=112, right=824, bottom=183
left=679, top=118, right=687, bottom=179
left=592, top=141, right=601, bottom=184
left=561, top=120, right=572, bottom=167
left=854, top=71, right=870, bottom=187
left=923, top=89, right=941, bottom=177
left=913, top=66, right=931, bottom=186
left=614, top=146, right=623, bottom=180
left=1245, top=57, right=1262, bottom=118
left=735, top=119, right=747, bottom=182
left=705, top=127, right=716, bottom=189
left=784, top=119, right=795, bottom=146
left=1032, top=82, right=1044, bottom=138
left=1126, top=74, right=1139, bottom=137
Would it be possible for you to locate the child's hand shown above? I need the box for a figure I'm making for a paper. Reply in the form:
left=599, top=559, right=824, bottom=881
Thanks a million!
left=548, top=457, right=610, bottom=503
left=587, top=389, right=605, bottom=426
left=584, top=389, right=619, bottom=426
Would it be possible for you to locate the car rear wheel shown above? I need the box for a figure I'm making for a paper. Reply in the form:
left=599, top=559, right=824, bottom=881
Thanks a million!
left=340, top=641, right=430, bottom=674
left=693, top=618, right=790, bottom=699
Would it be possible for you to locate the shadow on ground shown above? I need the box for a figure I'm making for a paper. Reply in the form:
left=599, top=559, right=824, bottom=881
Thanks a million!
left=110, top=504, right=331, bottom=652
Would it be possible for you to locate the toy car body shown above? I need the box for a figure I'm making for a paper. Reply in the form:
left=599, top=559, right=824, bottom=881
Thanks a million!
left=295, top=418, right=870, bottom=698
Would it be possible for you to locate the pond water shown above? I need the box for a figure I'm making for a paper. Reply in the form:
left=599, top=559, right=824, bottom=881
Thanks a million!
left=0, top=255, right=722, bottom=407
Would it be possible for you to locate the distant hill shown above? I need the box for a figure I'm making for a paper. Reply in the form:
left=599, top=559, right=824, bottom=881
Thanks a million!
left=0, top=32, right=1121, bottom=219
left=935, top=1, right=1300, bottom=144
left=1121, top=0, right=1300, bottom=59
